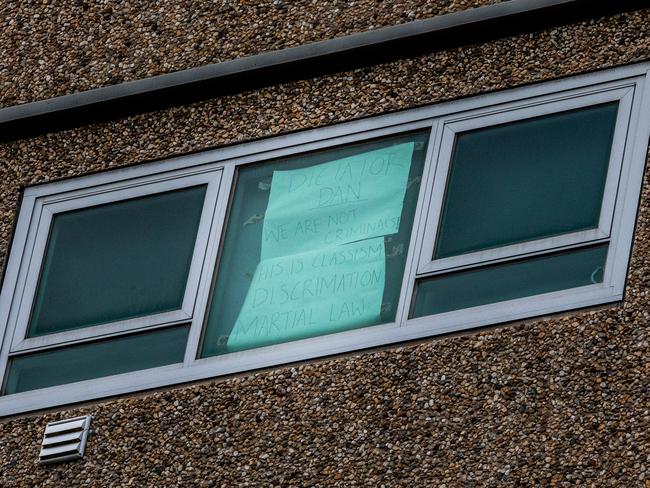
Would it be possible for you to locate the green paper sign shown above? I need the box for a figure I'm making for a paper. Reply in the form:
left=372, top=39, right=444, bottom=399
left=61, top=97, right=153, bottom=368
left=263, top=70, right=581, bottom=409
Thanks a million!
left=261, top=142, right=415, bottom=259
left=227, top=238, right=386, bottom=351
left=227, top=142, right=414, bottom=350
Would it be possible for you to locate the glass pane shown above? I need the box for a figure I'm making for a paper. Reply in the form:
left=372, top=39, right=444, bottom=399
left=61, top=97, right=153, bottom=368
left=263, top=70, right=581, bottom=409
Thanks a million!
left=28, top=186, right=207, bottom=337
left=435, top=103, right=619, bottom=259
left=3, top=326, right=189, bottom=394
left=412, top=245, right=608, bottom=317
left=201, top=131, right=429, bottom=357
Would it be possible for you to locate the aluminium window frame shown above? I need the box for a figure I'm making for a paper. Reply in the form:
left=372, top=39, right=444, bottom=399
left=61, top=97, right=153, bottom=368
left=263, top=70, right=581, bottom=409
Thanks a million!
left=8, top=167, right=224, bottom=354
left=0, top=62, right=648, bottom=416
left=416, top=86, right=634, bottom=275
left=0, top=166, right=225, bottom=374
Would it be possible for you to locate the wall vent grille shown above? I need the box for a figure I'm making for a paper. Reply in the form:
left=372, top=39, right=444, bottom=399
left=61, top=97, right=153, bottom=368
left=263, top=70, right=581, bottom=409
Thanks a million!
left=39, top=415, right=91, bottom=465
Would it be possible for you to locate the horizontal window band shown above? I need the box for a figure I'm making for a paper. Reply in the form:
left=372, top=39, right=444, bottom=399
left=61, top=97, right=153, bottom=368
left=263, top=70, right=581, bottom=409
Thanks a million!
left=0, top=64, right=647, bottom=416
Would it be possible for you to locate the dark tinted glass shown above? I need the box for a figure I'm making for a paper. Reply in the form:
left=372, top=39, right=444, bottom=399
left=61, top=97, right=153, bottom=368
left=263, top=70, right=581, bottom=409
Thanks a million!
left=4, top=326, right=189, bottom=394
left=435, top=103, right=619, bottom=259
left=412, top=245, right=608, bottom=317
left=28, top=186, right=207, bottom=337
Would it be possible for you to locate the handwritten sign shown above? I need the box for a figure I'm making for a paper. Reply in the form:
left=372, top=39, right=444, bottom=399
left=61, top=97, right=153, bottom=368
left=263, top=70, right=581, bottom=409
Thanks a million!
left=226, top=142, right=414, bottom=351
left=227, top=238, right=386, bottom=351
left=261, top=142, right=414, bottom=259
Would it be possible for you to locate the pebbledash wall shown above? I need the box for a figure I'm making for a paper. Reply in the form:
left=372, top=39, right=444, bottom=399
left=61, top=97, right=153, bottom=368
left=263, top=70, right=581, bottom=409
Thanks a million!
left=1, top=2, right=649, bottom=487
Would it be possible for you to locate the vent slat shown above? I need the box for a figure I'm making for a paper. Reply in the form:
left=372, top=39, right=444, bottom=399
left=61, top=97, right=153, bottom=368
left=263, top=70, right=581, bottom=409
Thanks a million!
left=39, top=415, right=91, bottom=465
left=44, top=417, right=87, bottom=435
left=40, top=442, right=82, bottom=458
left=41, top=430, right=83, bottom=446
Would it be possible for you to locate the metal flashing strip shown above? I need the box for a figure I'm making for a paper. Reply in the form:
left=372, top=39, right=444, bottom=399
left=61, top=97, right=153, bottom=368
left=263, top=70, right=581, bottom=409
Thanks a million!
left=0, top=0, right=648, bottom=142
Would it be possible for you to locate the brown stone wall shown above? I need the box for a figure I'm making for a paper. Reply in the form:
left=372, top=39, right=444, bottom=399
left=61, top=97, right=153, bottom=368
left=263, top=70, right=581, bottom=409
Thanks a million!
left=0, top=7, right=649, bottom=488
left=0, top=0, right=501, bottom=106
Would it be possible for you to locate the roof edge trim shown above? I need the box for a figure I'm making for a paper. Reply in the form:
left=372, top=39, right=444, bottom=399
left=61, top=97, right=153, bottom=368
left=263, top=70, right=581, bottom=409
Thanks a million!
left=0, top=0, right=647, bottom=141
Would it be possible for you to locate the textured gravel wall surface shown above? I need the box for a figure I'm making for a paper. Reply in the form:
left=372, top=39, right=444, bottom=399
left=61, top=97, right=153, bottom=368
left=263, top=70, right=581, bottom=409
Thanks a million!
left=0, top=6, right=649, bottom=488
left=0, top=0, right=500, bottom=106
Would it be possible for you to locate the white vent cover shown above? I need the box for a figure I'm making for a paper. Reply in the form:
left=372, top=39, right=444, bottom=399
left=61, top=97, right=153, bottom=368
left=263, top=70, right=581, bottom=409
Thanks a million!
left=39, top=415, right=91, bottom=465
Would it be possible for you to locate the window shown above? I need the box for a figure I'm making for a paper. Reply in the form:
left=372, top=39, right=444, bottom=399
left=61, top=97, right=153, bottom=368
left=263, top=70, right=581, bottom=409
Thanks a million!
left=200, top=131, right=429, bottom=357
left=1, top=168, right=223, bottom=397
left=411, top=90, right=631, bottom=322
left=0, top=63, right=649, bottom=415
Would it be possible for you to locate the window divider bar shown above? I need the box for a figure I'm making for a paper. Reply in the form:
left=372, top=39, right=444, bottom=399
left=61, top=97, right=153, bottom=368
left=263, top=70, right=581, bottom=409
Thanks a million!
left=0, top=194, right=39, bottom=394
left=395, top=121, right=441, bottom=327
left=179, top=170, right=224, bottom=320
left=9, top=316, right=192, bottom=354
left=183, top=163, right=237, bottom=366
left=597, top=87, right=636, bottom=235
left=415, top=236, right=611, bottom=280
left=418, top=231, right=611, bottom=277
left=9, top=206, right=54, bottom=349
left=415, top=125, right=456, bottom=271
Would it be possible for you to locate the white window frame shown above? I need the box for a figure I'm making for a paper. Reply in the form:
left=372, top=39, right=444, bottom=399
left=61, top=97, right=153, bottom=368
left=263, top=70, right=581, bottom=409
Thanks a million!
left=416, top=86, right=633, bottom=275
left=8, top=167, right=224, bottom=354
left=0, top=62, right=649, bottom=416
